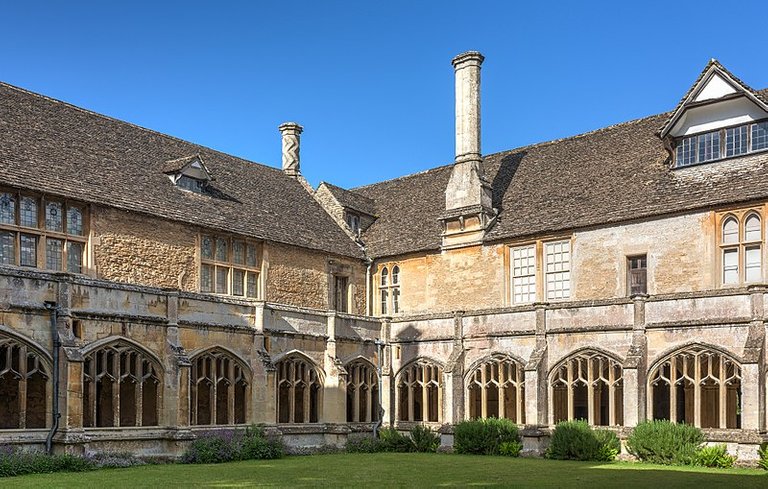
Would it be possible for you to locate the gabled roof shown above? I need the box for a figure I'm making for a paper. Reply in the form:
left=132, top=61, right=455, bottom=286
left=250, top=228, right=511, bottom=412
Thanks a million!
left=0, top=82, right=363, bottom=259
left=162, top=154, right=214, bottom=180
left=355, top=89, right=768, bottom=259
left=658, top=59, right=768, bottom=138
left=320, top=182, right=377, bottom=217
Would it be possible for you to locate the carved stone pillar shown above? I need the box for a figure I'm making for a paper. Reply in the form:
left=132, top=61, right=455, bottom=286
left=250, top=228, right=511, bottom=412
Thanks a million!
left=278, top=122, right=303, bottom=177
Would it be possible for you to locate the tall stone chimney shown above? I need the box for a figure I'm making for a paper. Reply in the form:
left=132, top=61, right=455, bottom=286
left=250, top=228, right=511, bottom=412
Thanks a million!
left=279, top=122, right=303, bottom=177
left=441, top=51, right=495, bottom=249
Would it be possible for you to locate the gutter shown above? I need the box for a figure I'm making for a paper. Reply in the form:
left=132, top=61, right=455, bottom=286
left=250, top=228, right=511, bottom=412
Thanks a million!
left=43, top=301, right=61, bottom=455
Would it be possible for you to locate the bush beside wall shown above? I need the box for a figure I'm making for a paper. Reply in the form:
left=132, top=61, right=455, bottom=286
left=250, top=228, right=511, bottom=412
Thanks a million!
left=453, top=418, right=522, bottom=457
left=545, top=420, right=619, bottom=462
left=182, top=425, right=284, bottom=464
left=626, top=420, right=704, bottom=466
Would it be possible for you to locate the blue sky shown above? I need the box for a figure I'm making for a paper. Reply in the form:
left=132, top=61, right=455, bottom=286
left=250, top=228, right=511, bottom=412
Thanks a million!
left=2, top=1, right=766, bottom=188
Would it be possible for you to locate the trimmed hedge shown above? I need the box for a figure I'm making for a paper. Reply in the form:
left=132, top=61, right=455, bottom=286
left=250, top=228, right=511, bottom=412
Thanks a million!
left=626, top=420, right=704, bottom=466
left=453, top=418, right=522, bottom=456
left=545, top=420, right=619, bottom=462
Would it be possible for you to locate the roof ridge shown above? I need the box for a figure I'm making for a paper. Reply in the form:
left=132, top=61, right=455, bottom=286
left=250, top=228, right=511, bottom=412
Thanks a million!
left=0, top=80, right=283, bottom=176
left=355, top=110, right=669, bottom=191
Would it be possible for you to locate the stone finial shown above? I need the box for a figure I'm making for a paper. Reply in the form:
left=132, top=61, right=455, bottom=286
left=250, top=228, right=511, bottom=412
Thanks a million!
left=278, top=122, right=303, bottom=177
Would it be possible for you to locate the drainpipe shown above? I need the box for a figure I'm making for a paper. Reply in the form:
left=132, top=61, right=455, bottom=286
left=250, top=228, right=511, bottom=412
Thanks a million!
left=374, top=338, right=384, bottom=437
left=44, top=301, right=61, bottom=455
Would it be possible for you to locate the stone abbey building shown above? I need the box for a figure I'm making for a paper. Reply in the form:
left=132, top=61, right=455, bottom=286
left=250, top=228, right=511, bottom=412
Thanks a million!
left=1, top=52, right=768, bottom=461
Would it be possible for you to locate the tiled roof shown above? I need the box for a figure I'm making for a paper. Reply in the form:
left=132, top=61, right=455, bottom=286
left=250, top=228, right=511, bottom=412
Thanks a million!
left=0, top=82, right=363, bottom=258
left=355, top=89, right=768, bottom=259
left=322, top=182, right=377, bottom=216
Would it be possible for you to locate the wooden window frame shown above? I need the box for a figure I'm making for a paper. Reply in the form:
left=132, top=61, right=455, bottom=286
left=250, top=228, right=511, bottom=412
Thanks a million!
left=506, top=237, right=573, bottom=305
left=673, top=118, right=768, bottom=168
left=199, top=234, right=261, bottom=298
left=627, top=254, right=648, bottom=296
left=0, top=188, right=88, bottom=273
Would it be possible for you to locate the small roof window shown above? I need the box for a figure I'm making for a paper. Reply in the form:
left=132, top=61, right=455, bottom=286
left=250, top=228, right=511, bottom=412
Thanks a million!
left=163, top=154, right=214, bottom=194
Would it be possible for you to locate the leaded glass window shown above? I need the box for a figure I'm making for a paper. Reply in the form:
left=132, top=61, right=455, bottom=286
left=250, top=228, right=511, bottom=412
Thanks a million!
left=200, top=234, right=260, bottom=298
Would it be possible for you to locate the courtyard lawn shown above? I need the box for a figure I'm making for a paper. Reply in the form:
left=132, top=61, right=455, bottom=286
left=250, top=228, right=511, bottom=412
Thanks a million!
left=2, top=453, right=766, bottom=488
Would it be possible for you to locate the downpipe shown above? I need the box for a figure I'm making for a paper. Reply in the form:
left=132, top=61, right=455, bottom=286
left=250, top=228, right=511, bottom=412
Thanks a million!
left=44, top=301, right=61, bottom=455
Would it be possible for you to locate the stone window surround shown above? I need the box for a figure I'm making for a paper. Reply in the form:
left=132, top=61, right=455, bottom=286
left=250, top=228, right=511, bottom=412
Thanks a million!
left=190, top=348, right=251, bottom=426
left=0, top=334, right=50, bottom=430
left=198, top=233, right=261, bottom=298
left=0, top=187, right=88, bottom=273
left=648, top=345, right=741, bottom=429
left=465, top=354, right=525, bottom=423
left=377, top=263, right=401, bottom=315
left=345, top=359, right=380, bottom=423
left=505, top=236, right=573, bottom=306
left=276, top=355, right=323, bottom=424
left=716, top=207, right=764, bottom=287
left=395, top=358, right=442, bottom=423
left=549, top=350, right=624, bottom=427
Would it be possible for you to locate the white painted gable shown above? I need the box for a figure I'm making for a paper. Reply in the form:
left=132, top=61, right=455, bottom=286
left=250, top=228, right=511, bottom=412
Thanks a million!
left=693, top=73, right=737, bottom=102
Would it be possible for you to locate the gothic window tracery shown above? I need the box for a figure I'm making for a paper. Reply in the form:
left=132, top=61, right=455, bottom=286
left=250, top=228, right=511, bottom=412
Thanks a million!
left=345, top=359, right=379, bottom=422
left=466, top=355, right=525, bottom=423
left=276, top=355, right=322, bottom=423
left=0, top=336, right=49, bottom=429
left=190, top=349, right=249, bottom=425
left=396, top=359, right=442, bottom=423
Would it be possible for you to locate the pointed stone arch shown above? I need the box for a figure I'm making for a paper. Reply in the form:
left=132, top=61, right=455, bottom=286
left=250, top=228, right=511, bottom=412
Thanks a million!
left=395, top=357, right=443, bottom=423
left=0, top=328, right=52, bottom=429
left=344, top=357, right=379, bottom=423
left=548, top=348, right=624, bottom=426
left=274, top=351, right=323, bottom=424
left=81, top=338, right=163, bottom=428
left=464, top=352, right=525, bottom=423
left=189, top=347, right=252, bottom=426
left=648, top=343, right=742, bottom=429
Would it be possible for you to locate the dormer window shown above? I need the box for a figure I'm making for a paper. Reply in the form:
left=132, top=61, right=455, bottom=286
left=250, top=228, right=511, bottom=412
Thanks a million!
left=163, top=155, right=214, bottom=194
left=660, top=60, right=768, bottom=169
left=674, top=120, right=768, bottom=168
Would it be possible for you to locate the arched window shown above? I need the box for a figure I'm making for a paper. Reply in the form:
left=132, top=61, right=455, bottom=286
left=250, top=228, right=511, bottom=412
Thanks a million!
left=190, top=349, right=250, bottom=426
left=276, top=355, right=322, bottom=423
left=0, top=335, right=49, bottom=429
left=82, top=341, right=161, bottom=427
left=649, top=345, right=741, bottom=429
left=550, top=351, right=623, bottom=426
left=396, top=359, right=442, bottom=423
left=380, top=267, right=389, bottom=315
left=466, top=355, right=525, bottom=423
left=720, top=212, right=762, bottom=285
left=345, top=360, right=379, bottom=423
left=378, top=264, right=402, bottom=315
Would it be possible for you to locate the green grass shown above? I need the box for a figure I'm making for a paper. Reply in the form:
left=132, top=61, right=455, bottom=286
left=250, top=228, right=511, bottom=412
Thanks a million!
left=2, top=453, right=766, bottom=488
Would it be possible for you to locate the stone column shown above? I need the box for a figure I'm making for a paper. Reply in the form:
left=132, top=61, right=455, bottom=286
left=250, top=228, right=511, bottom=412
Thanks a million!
left=379, top=318, right=393, bottom=426
left=743, top=286, right=767, bottom=431
left=623, top=294, right=648, bottom=427
left=278, top=122, right=303, bottom=177
left=322, top=312, right=345, bottom=423
left=164, top=292, right=191, bottom=430
left=444, top=312, right=465, bottom=424
left=525, top=303, right=549, bottom=425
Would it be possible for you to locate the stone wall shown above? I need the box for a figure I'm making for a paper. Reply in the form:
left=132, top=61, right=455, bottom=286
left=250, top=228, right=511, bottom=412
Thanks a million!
left=91, top=206, right=198, bottom=291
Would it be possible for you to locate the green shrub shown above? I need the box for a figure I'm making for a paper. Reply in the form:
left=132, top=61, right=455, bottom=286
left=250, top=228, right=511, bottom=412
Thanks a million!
left=499, top=441, right=523, bottom=457
left=378, top=428, right=415, bottom=453
left=758, top=442, right=768, bottom=470
left=454, top=418, right=521, bottom=456
left=626, top=420, right=704, bottom=465
left=694, top=444, right=735, bottom=468
left=0, top=449, right=95, bottom=478
left=346, top=436, right=385, bottom=453
left=410, top=425, right=440, bottom=453
left=545, top=420, right=618, bottom=462
left=182, top=425, right=283, bottom=464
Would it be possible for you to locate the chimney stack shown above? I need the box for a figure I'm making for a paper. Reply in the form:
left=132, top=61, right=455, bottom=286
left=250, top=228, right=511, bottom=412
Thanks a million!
left=452, top=51, right=483, bottom=164
left=279, top=122, right=303, bottom=177
left=440, top=51, right=495, bottom=249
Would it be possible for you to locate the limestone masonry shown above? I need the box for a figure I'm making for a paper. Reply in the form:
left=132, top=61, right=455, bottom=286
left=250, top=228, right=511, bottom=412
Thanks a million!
left=1, top=53, right=768, bottom=461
